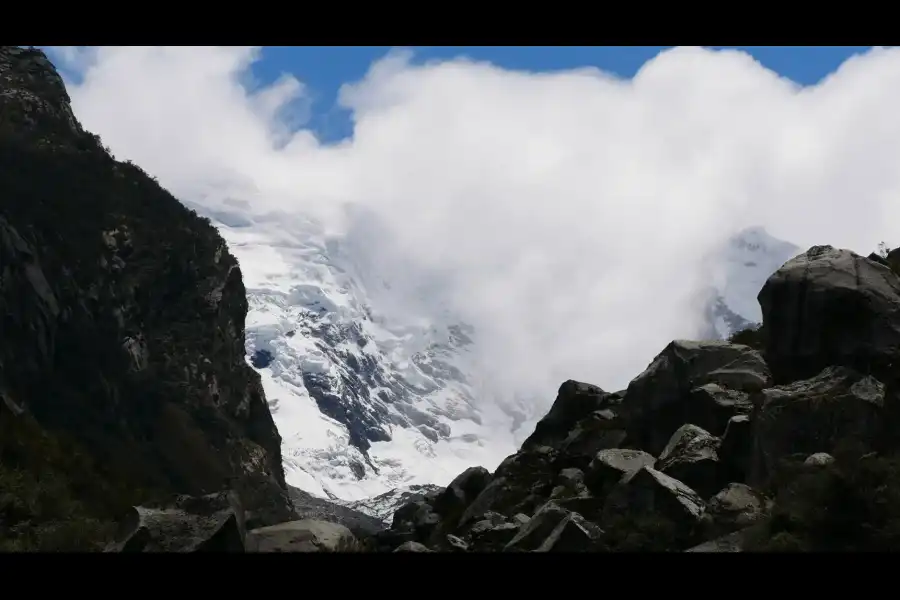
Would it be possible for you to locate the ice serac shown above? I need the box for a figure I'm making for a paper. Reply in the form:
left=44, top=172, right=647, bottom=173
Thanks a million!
left=0, top=46, right=293, bottom=546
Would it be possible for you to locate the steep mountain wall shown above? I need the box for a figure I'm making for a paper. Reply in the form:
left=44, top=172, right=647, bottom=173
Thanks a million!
left=0, top=46, right=292, bottom=549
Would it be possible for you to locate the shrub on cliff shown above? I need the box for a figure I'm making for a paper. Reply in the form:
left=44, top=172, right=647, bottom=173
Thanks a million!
left=752, top=444, right=900, bottom=551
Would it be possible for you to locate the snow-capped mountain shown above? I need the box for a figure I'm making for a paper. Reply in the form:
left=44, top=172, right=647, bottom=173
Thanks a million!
left=193, top=203, right=531, bottom=503
left=700, top=226, right=800, bottom=339
left=191, top=194, right=799, bottom=513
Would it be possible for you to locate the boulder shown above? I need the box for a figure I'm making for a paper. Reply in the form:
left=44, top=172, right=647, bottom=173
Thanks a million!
left=246, top=519, right=358, bottom=552
left=504, top=501, right=570, bottom=552
left=552, top=409, right=628, bottom=471
left=548, top=467, right=589, bottom=500
left=685, top=383, right=752, bottom=436
left=534, top=513, right=604, bottom=552
left=460, top=446, right=560, bottom=524
left=749, top=366, right=885, bottom=486
left=719, top=414, right=752, bottom=483
left=620, top=340, right=771, bottom=455
left=685, top=529, right=746, bottom=553
left=468, top=519, right=521, bottom=550
left=432, top=466, right=493, bottom=521
left=521, top=380, right=620, bottom=450
left=394, top=541, right=433, bottom=552
left=602, top=466, right=706, bottom=532
left=444, top=534, right=469, bottom=552
left=655, top=424, right=724, bottom=499
left=701, top=483, right=769, bottom=538
left=759, top=245, right=900, bottom=383
left=391, top=499, right=441, bottom=540
left=106, top=491, right=245, bottom=552
left=804, top=452, right=836, bottom=467
left=584, top=448, right=655, bottom=497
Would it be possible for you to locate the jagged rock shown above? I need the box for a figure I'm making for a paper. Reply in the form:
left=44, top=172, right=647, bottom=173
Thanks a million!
left=701, top=483, right=769, bottom=538
left=620, top=340, right=772, bottom=455
left=685, top=529, right=746, bottom=552
left=549, top=467, right=588, bottom=500
left=655, top=424, right=724, bottom=499
left=458, top=446, right=561, bottom=525
left=457, top=477, right=512, bottom=527
left=749, top=366, right=885, bottom=486
left=719, top=414, right=752, bottom=482
left=759, top=245, right=900, bottom=383
left=552, top=409, right=628, bottom=471
left=468, top=520, right=521, bottom=549
left=444, top=534, right=469, bottom=552
left=522, top=380, right=621, bottom=451
left=394, top=541, right=433, bottom=552
left=888, top=247, right=900, bottom=276
left=246, top=520, right=358, bottom=552
left=432, top=466, right=493, bottom=521
left=602, top=466, right=706, bottom=532
left=554, top=496, right=606, bottom=523
left=534, top=513, right=604, bottom=552
left=584, top=448, right=655, bottom=497
left=685, top=383, right=752, bottom=436
left=105, top=491, right=245, bottom=552
left=804, top=452, right=835, bottom=467
left=504, top=501, right=570, bottom=552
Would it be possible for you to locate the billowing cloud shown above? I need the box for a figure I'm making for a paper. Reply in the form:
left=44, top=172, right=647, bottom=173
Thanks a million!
left=48, top=45, right=900, bottom=408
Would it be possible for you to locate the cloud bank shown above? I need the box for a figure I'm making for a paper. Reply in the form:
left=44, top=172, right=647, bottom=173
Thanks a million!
left=48, top=46, right=900, bottom=405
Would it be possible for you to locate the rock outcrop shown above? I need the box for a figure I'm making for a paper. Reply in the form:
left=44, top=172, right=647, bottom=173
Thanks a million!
left=371, top=242, right=900, bottom=552
left=0, top=46, right=292, bottom=551
left=759, top=245, right=900, bottom=383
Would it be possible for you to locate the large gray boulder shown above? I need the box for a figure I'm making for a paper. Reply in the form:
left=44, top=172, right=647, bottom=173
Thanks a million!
left=759, top=245, right=900, bottom=383
left=105, top=491, right=246, bottom=552
left=246, top=519, right=358, bottom=552
left=655, top=424, right=724, bottom=499
left=602, top=466, right=706, bottom=533
left=620, top=340, right=771, bottom=455
left=521, top=380, right=621, bottom=451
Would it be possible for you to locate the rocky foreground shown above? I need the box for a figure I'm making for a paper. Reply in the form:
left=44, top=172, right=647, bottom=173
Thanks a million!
left=103, top=243, right=900, bottom=552
left=4, top=45, right=900, bottom=552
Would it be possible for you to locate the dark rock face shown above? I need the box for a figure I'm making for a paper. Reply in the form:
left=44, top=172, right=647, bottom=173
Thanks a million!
left=619, top=340, right=770, bottom=455
left=759, top=245, right=900, bottom=383
left=655, top=424, right=725, bottom=499
left=748, top=366, right=886, bottom=486
left=0, top=46, right=291, bottom=550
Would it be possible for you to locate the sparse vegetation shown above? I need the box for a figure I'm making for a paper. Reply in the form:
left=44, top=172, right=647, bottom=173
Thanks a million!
left=751, top=443, right=900, bottom=551
left=0, top=409, right=151, bottom=551
left=727, top=323, right=765, bottom=352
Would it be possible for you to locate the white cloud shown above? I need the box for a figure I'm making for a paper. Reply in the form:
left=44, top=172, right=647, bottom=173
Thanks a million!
left=48, top=45, right=900, bottom=405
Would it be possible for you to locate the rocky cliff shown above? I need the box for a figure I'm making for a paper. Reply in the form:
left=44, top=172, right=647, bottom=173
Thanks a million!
left=0, top=46, right=293, bottom=550
left=375, top=245, right=900, bottom=552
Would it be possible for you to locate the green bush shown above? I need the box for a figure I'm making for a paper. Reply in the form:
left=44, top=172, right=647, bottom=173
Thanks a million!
left=752, top=447, right=900, bottom=551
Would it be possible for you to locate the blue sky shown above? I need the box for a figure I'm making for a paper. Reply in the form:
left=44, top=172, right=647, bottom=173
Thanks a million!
left=249, top=46, right=875, bottom=142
